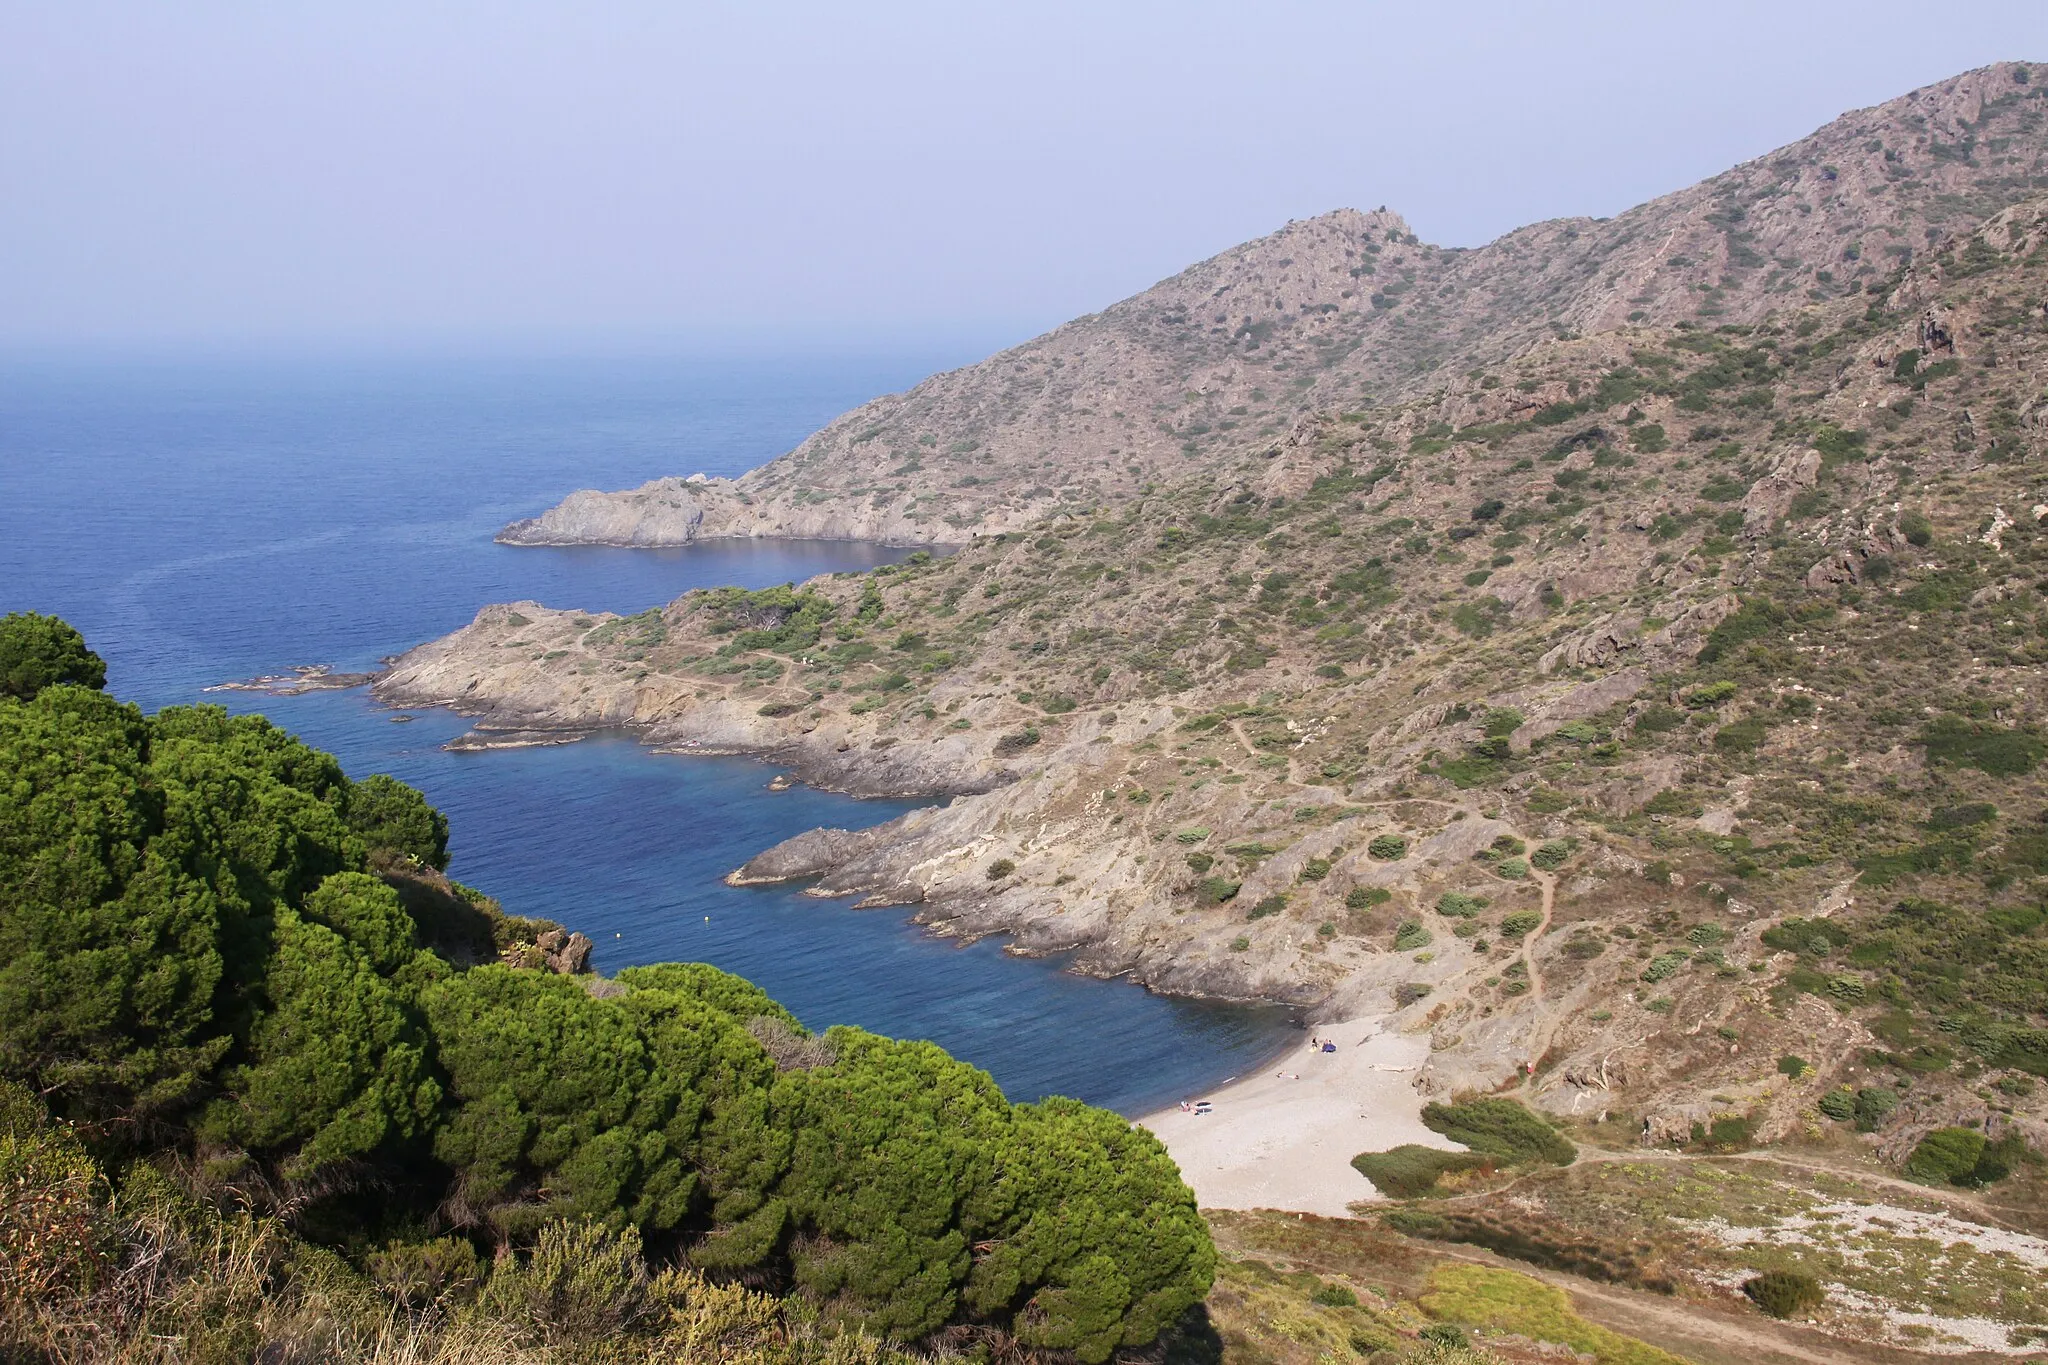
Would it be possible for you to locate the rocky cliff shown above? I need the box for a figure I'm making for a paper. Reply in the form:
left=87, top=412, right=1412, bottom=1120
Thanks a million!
left=502, top=63, right=2048, bottom=548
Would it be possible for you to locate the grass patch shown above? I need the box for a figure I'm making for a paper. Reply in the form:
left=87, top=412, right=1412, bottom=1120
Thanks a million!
left=1419, top=1263, right=1687, bottom=1365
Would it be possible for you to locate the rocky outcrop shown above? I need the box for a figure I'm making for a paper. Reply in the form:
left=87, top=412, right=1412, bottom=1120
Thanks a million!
left=1741, top=449, right=1823, bottom=531
left=495, top=475, right=960, bottom=547
left=536, top=928, right=593, bottom=975
left=498, top=478, right=729, bottom=546
left=1537, top=596, right=1735, bottom=674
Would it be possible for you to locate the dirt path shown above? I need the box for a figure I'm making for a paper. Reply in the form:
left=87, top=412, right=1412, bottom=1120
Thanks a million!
left=1518, top=860, right=1560, bottom=1067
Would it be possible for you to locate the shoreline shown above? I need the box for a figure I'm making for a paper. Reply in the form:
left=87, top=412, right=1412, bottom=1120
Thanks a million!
left=1138, top=1016, right=1458, bottom=1218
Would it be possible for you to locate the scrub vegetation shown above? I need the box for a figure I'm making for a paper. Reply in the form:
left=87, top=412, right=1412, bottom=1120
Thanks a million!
left=0, top=622, right=1211, bottom=1364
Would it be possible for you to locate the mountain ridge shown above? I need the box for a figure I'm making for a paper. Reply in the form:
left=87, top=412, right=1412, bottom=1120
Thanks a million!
left=500, top=61, right=2048, bottom=548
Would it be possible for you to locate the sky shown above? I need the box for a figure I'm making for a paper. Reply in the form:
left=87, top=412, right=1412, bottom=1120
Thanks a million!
left=4, top=1, right=2046, bottom=348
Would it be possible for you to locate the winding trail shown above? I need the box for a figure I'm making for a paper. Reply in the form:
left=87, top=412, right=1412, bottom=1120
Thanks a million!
left=1329, top=794, right=1563, bottom=1079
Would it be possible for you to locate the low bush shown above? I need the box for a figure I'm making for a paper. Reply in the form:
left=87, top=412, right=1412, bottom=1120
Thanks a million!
left=1420, top=1099, right=1576, bottom=1166
left=1902, top=1126, right=2026, bottom=1186
left=1743, top=1270, right=1824, bottom=1319
left=1436, top=892, right=1489, bottom=918
left=1351, top=1144, right=1488, bottom=1197
left=1393, top=921, right=1432, bottom=951
left=993, top=726, right=1042, bottom=756
left=1919, top=716, right=2044, bottom=776
left=1368, top=834, right=1409, bottom=860
left=1853, top=1086, right=1898, bottom=1131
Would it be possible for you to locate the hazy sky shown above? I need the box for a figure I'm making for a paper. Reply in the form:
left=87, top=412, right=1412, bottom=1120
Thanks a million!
left=4, top=2, right=2045, bottom=346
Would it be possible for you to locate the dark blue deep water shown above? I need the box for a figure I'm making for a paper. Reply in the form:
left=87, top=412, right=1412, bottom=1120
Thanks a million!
left=0, top=344, right=1294, bottom=1114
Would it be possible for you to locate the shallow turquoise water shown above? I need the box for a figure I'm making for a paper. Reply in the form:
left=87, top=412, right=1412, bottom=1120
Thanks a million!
left=0, top=345, right=1297, bottom=1113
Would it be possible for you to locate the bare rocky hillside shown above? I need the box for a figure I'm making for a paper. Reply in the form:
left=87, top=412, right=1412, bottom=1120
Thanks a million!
left=502, top=62, right=2048, bottom=548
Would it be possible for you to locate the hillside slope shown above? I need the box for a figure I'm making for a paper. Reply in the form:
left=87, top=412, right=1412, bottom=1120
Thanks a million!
left=502, top=62, right=2048, bottom=548
left=389, top=192, right=2048, bottom=1171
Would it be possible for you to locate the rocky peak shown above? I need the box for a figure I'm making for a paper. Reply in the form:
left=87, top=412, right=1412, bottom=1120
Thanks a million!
left=502, top=62, right=2048, bottom=550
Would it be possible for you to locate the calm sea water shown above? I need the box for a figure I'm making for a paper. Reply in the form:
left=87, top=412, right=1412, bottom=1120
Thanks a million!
left=0, top=344, right=1295, bottom=1114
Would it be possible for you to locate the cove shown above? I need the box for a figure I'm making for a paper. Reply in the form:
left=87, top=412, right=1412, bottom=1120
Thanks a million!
left=1, top=344, right=1299, bottom=1114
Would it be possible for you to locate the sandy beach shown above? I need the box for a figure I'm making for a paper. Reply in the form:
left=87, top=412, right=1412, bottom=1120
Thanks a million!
left=1138, top=1018, right=1458, bottom=1217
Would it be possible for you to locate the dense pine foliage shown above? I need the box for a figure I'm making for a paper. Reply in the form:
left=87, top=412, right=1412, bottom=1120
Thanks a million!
left=0, top=620, right=1212, bottom=1362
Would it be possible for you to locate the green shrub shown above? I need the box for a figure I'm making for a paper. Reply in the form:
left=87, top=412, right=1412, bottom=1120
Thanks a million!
left=1246, top=895, right=1287, bottom=920
left=1436, top=892, right=1489, bottom=918
left=1697, top=597, right=1786, bottom=664
left=1350, top=1144, right=1487, bottom=1197
left=1499, top=910, right=1542, bottom=940
left=1898, top=509, right=1933, bottom=546
left=367, top=1235, right=486, bottom=1310
left=1184, top=852, right=1214, bottom=874
left=994, top=727, right=1042, bottom=756
left=1743, top=1270, right=1824, bottom=1319
left=1776, top=1055, right=1807, bottom=1078
left=1346, top=886, right=1391, bottom=909
left=1368, top=834, right=1408, bottom=860
left=1393, top=921, right=1432, bottom=951
left=1714, top=716, right=1771, bottom=753
left=1634, top=704, right=1685, bottom=733
left=1481, top=707, right=1525, bottom=738
left=1686, top=680, right=1738, bottom=708
left=1530, top=839, right=1575, bottom=870
left=1919, top=716, right=2044, bottom=776
left=1451, top=597, right=1512, bottom=639
left=1853, top=1086, right=1898, bottom=1131
left=1641, top=952, right=1688, bottom=983
left=1903, top=1126, right=1986, bottom=1185
left=1420, top=1099, right=1575, bottom=1166
left=478, top=1218, right=653, bottom=1342
left=1199, top=878, right=1242, bottom=904
left=986, top=858, right=1017, bottom=880
left=1817, top=1089, right=1855, bottom=1121
left=1493, top=857, right=1529, bottom=880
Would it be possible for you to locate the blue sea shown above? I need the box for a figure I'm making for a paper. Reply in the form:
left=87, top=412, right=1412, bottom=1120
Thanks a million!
left=0, top=343, right=1295, bottom=1115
